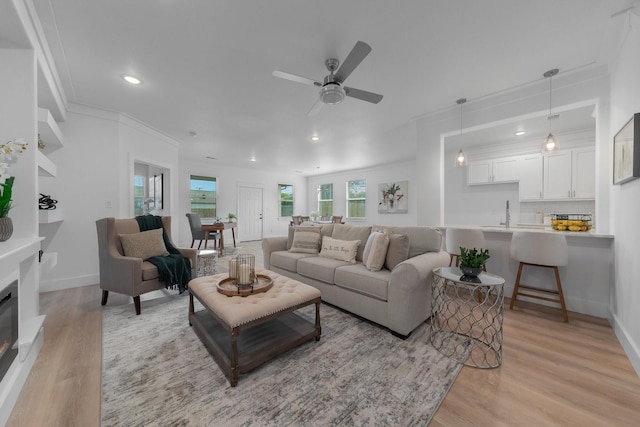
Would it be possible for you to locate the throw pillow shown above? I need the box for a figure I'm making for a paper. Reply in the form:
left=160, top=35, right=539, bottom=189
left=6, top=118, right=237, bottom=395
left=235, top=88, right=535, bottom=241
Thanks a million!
left=385, top=233, right=410, bottom=270
left=119, top=228, right=169, bottom=260
left=319, top=236, right=360, bottom=264
left=289, top=226, right=322, bottom=254
left=362, top=231, right=390, bottom=271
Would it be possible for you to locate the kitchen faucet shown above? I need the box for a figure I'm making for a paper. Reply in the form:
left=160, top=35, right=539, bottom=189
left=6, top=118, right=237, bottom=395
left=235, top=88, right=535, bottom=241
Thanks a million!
left=500, top=200, right=511, bottom=229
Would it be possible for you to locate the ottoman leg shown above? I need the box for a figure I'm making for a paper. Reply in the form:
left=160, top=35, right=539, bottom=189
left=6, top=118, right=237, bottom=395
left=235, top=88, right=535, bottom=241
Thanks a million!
left=230, top=328, right=239, bottom=387
left=315, top=301, right=322, bottom=341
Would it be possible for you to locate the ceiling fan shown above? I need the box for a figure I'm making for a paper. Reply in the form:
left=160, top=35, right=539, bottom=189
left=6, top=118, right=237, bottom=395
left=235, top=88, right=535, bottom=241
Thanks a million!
left=272, top=41, right=383, bottom=115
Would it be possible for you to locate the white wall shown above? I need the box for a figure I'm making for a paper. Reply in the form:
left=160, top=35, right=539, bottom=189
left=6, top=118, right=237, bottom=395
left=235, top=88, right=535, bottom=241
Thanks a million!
left=306, top=159, right=418, bottom=227
left=39, top=105, right=181, bottom=292
left=178, top=159, right=306, bottom=247
left=608, top=13, right=640, bottom=376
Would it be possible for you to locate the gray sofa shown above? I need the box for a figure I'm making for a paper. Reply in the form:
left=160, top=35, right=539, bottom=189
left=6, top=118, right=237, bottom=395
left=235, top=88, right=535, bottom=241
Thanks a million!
left=262, top=223, right=449, bottom=337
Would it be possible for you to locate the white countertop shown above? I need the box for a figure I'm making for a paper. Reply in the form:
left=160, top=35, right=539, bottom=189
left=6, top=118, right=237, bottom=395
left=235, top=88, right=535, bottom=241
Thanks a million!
left=441, top=225, right=614, bottom=239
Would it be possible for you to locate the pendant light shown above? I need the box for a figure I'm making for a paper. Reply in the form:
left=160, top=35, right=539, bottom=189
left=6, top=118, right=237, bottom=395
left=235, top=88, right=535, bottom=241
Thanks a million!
left=454, top=98, right=467, bottom=167
left=542, top=68, right=559, bottom=152
left=315, top=166, right=321, bottom=193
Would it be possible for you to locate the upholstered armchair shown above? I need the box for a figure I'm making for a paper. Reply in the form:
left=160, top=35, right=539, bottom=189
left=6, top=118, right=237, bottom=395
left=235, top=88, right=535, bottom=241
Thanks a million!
left=96, top=216, right=197, bottom=315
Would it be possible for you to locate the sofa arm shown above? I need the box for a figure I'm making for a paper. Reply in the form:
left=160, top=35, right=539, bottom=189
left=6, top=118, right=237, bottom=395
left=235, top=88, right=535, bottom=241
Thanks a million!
left=387, top=250, right=451, bottom=336
left=262, top=236, right=288, bottom=269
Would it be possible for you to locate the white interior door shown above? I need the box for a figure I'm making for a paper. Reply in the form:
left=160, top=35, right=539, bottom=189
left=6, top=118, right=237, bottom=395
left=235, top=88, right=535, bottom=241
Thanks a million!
left=238, top=186, right=263, bottom=241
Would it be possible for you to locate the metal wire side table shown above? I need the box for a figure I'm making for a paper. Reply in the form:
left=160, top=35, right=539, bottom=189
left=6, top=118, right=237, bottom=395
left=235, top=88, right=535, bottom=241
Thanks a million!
left=196, top=249, right=218, bottom=277
left=430, top=267, right=504, bottom=368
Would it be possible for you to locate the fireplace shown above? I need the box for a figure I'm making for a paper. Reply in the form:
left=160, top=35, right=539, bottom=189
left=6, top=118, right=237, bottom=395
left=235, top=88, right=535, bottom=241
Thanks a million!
left=0, top=280, right=18, bottom=382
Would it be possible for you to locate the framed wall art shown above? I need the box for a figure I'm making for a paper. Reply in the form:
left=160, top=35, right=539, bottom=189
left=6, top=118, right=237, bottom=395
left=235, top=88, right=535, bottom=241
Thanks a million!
left=613, top=113, right=640, bottom=185
left=378, top=181, right=408, bottom=214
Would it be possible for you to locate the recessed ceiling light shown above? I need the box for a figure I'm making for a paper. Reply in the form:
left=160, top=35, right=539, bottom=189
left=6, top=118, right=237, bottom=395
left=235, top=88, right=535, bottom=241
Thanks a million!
left=121, top=74, right=143, bottom=85
left=311, top=135, right=320, bottom=142
left=515, top=131, right=526, bottom=136
left=250, top=156, right=257, bottom=162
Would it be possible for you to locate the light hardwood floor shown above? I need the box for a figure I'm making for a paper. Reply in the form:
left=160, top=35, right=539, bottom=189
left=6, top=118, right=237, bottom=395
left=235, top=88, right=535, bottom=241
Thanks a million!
left=7, top=274, right=640, bottom=426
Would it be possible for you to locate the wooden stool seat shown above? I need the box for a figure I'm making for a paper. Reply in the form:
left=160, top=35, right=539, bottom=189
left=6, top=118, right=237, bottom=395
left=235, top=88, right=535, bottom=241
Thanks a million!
left=509, top=232, right=569, bottom=322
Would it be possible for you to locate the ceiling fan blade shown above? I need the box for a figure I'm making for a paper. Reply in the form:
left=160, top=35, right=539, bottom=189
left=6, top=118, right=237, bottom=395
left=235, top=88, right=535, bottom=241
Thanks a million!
left=344, top=86, right=383, bottom=104
left=307, top=97, right=324, bottom=116
left=272, top=70, right=321, bottom=86
left=335, top=41, right=372, bottom=83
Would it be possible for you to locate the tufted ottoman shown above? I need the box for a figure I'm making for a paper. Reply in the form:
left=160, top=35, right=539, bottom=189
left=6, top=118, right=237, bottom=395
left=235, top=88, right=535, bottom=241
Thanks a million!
left=188, top=268, right=322, bottom=386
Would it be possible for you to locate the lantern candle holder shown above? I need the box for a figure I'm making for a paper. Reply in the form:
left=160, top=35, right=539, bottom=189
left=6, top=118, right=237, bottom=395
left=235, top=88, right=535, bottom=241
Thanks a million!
left=235, top=254, right=256, bottom=287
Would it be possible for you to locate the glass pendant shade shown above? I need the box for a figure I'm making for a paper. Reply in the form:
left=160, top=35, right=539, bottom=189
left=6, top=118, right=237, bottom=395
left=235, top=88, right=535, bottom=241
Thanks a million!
left=542, top=133, right=558, bottom=152
left=542, top=69, right=559, bottom=153
left=455, top=149, right=467, bottom=167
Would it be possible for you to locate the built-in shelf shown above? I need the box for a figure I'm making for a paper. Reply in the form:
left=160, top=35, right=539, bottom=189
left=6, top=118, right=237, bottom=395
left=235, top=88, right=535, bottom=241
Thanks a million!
left=37, top=150, right=57, bottom=177
left=38, top=207, right=63, bottom=224
left=37, top=108, right=64, bottom=154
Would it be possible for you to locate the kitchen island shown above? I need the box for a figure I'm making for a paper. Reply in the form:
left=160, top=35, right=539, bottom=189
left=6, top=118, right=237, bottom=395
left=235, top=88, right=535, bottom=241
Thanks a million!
left=440, top=226, right=614, bottom=319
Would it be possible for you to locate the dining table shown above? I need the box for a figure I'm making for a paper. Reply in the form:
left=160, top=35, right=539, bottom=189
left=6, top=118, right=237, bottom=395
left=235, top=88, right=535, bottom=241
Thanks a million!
left=201, top=221, right=237, bottom=252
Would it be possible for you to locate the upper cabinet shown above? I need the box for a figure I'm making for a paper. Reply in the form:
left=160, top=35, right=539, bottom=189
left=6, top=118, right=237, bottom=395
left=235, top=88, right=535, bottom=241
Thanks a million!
left=468, top=156, right=520, bottom=185
left=519, top=154, right=543, bottom=201
left=543, top=147, right=595, bottom=200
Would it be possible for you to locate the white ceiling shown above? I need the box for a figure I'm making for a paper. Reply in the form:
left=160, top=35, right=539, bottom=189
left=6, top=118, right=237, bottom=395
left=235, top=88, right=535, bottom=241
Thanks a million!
left=28, top=0, right=629, bottom=175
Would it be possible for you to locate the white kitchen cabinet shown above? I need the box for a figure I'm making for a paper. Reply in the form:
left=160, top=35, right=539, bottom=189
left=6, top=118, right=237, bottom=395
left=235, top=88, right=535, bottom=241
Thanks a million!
left=518, top=154, right=543, bottom=201
left=468, top=156, right=520, bottom=185
left=572, top=147, right=596, bottom=199
left=543, top=147, right=595, bottom=200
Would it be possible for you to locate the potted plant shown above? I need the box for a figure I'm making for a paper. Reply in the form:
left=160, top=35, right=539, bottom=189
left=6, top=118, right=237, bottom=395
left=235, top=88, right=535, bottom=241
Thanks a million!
left=0, top=139, right=28, bottom=242
left=309, top=211, right=318, bottom=221
left=459, top=247, right=490, bottom=277
left=227, top=213, right=237, bottom=223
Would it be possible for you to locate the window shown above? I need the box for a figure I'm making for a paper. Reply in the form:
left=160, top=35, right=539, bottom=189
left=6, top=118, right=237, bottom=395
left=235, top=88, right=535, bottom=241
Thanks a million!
left=190, top=175, right=216, bottom=218
left=318, top=183, right=333, bottom=216
left=346, top=179, right=366, bottom=218
left=133, top=175, right=146, bottom=216
left=279, top=184, right=294, bottom=217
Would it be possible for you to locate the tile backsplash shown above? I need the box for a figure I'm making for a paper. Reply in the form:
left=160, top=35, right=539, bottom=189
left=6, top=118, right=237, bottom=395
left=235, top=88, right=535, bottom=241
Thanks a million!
left=520, top=200, right=596, bottom=225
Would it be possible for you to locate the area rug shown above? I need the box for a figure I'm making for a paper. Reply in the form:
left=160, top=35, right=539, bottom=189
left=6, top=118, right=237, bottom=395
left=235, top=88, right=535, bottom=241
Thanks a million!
left=101, top=294, right=467, bottom=426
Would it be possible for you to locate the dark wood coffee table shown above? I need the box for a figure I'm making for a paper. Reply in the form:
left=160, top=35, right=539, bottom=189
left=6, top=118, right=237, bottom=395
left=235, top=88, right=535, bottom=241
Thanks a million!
left=188, top=268, right=322, bottom=386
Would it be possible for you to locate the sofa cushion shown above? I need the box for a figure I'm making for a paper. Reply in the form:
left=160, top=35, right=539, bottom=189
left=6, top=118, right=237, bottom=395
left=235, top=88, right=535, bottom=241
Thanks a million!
left=297, top=256, right=351, bottom=284
left=362, top=231, right=390, bottom=272
left=385, top=233, right=411, bottom=270
left=373, top=225, right=442, bottom=258
left=287, top=223, right=334, bottom=250
left=334, top=264, right=391, bottom=301
left=319, top=236, right=360, bottom=264
left=289, top=226, right=322, bottom=253
left=331, top=224, right=372, bottom=261
left=270, top=251, right=315, bottom=273
left=118, top=228, right=169, bottom=260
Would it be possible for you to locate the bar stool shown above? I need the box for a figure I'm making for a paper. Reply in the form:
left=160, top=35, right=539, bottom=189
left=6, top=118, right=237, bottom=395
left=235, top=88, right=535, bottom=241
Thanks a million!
left=445, top=228, right=488, bottom=271
left=509, top=232, right=569, bottom=322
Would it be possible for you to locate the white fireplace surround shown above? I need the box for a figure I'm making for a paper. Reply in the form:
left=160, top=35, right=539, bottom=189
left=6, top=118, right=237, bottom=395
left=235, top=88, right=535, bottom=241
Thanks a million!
left=0, top=238, right=45, bottom=427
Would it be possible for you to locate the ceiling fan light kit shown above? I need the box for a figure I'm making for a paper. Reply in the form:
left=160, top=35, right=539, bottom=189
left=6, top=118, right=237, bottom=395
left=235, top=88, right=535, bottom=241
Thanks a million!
left=273, top=41, right=383, bottom=115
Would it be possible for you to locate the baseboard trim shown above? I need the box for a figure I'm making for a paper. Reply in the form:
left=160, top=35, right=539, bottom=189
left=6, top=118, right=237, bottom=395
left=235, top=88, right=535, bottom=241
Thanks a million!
left=611, top=312, right=640, bottom=378
left=40, top=274, right=99, bottom=293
